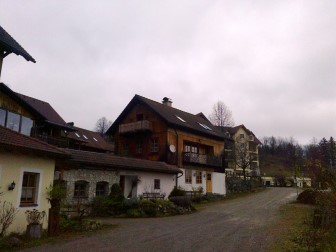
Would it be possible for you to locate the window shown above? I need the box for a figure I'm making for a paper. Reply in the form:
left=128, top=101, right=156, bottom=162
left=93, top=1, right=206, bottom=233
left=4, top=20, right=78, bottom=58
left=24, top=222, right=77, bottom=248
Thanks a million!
left=20, top=116, right=33, bottom=136
left=96, top=181, right=109, bottom=196
left=185, top=170, right=192, bottom=184
left=75, top=133, right=81, bottom=138
left=249, top=135, right=254, bottom=141
left=6, top=111, right=20, bottom=132
left=176, top=115, right=186, bottom=122
left=0, top=109, right=34, bottom=135
left=0, top=109, right=5, bottom=126
left=154, top=179, right=160, bottom=190
left=74, top=180, right=89, bottom=198
left=196, top=171, right=202, bottom=184
left=198, top=122, right=213, bottom=131
left=21, top=172, right=39, bottom=205
left=93, top=137, right=98, bottom=142
left=184, top=143, right=198, bottom=153
left=136, top=141, right=142, bottom=154
left=150, top=138, right=159, bottom=152
left=83, top=134, right=88, bottom=140
left=240, top=143, right=245, bottom=148
left=240, top=134, right=245, bottom=139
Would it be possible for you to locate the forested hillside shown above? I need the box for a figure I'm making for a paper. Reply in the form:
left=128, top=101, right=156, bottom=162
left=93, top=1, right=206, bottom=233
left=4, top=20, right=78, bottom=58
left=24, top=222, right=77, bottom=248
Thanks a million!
left=259, top=136, right=336, bottom=187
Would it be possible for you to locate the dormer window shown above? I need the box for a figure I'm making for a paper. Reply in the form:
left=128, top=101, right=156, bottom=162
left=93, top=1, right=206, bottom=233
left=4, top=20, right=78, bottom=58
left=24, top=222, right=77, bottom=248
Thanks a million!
left=198, top=122, right=213, bottom=131
left=176, top=115, right=186, bottom=122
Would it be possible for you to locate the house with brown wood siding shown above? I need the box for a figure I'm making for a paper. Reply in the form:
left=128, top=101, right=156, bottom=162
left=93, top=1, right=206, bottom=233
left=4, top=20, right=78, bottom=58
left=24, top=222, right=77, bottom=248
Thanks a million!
left=106, top=95, right=226, bottom=195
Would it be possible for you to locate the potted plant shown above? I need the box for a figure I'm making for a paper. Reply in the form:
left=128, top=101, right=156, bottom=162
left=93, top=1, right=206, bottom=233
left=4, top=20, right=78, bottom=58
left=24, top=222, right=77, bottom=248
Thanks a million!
left=25, top=209, right=46, bottom=239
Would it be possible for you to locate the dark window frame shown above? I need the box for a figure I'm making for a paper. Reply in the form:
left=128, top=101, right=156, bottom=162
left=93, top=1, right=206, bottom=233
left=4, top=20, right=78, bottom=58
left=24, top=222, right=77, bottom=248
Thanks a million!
left=154, top=179, right=160, bottom=190
left=74, top=180, right=89, bottom=198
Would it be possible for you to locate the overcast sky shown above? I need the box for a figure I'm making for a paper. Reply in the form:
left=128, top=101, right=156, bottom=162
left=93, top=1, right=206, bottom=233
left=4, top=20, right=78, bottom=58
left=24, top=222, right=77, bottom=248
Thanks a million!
left=1, top=1, right=336, bottom=145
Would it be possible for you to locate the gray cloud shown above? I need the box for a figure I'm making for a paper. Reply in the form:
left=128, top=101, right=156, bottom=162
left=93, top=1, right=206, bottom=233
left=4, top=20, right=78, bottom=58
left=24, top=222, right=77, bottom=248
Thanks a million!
left=1, top=0, right=336, bottom=145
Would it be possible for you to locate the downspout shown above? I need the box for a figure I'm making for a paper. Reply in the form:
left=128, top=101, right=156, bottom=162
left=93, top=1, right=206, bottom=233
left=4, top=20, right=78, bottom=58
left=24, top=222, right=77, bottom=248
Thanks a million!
left=174, top=126, right=180, bottom=187
left=176, top=171, right=183, bottom=187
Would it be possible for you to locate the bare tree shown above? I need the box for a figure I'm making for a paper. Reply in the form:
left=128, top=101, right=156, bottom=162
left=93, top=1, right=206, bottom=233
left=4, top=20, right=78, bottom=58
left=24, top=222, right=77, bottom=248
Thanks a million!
left=234, top=137, right=258, bottom=181
left=209, top=101, right=235, bottom=127
left=95, top=117, right=112, bottom=136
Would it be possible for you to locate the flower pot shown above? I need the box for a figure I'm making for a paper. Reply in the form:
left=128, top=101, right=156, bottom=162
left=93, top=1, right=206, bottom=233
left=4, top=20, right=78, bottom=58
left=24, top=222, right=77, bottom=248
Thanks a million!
left=26, top=224, right=42, bottom=239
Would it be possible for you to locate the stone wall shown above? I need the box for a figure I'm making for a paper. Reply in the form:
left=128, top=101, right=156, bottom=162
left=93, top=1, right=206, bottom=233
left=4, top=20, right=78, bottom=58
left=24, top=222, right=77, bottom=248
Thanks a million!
left=62, top=169, right=119, bottom=204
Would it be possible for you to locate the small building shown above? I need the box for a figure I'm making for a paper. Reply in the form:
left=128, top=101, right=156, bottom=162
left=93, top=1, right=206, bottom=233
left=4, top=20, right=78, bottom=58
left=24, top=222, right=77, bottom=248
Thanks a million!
left=56, top=149, right=182, bottom=202
left=261, top=176, right=275, bottom=187
left=296, top=177, right=312, bottom=188
left=0, top=126, right=68, bottom=234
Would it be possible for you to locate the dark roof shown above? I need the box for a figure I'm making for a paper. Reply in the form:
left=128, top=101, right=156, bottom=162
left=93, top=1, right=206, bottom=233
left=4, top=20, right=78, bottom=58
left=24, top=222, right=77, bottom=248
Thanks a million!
left=67, top=126, right=114, bottom=152
left=0, top=83, right=71, bottom=129
left=15, top=92, right=67, bottom=126
left=62, top=149, right=181, bottom=174
left=217, top=124, right=262, bottom=145
left=0, top=126, right=68, bottom=157
left=0, top=25, right=36, bottom=63
left=107, top=95, right=225, bottom=140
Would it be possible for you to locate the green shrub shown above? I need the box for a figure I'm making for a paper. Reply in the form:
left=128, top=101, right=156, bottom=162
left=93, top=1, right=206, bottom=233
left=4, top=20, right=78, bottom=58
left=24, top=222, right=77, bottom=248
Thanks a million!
left=91, top=196, right=113, bottom=216
left=126, top=208, right=142, bottom=218
left=109, top=183, right=125, bottom=202
left=60, top=217, right=82, bottom=232
left=168, top=186, right=186, bottom=198
left=123, top=198, right=140, bottom=210
left=297, top=189, right=320, bottom=205
left=313, top=192, right=336, bottom=229
left=140, top=200, right=157, bottom=217
left=169, top=196, right=193, bottom=209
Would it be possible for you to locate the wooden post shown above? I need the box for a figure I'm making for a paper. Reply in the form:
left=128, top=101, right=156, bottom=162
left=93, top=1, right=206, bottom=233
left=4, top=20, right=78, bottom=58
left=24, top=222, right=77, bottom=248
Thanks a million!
left=0, top=49, right=4, bottom=80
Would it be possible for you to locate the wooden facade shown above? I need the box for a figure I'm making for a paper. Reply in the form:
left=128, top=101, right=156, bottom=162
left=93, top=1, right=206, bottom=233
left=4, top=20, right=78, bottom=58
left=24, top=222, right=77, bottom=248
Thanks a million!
left=111, top=101, right=225, bottom=173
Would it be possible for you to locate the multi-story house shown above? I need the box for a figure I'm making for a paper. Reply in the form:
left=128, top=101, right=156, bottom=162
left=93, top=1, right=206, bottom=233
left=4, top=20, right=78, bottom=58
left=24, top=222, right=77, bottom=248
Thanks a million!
left=106, top=95, right=226, bottom=195
left=219, top=125, right=261, bottom=177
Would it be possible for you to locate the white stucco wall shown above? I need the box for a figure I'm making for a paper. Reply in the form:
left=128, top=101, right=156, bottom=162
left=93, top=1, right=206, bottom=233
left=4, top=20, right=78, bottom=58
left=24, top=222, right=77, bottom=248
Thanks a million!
left=120, top=170, right=176, bottom=199
left=212, top=172, right=226, bottom=195
left=177, top=168, right=206, bottom=192
left=177, top=168, right=226, bottom=195
left=0, top=152, right=55, bottom=234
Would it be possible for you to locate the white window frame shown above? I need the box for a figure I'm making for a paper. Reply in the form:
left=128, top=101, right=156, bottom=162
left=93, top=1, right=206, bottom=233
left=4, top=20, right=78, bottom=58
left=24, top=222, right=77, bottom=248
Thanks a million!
left=17, top=167, right=43, bottom=208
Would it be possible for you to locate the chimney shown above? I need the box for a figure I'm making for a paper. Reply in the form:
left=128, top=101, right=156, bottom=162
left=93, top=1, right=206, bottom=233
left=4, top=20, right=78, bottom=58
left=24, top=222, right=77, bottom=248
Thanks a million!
left=162, top=97, right=172, bottom=107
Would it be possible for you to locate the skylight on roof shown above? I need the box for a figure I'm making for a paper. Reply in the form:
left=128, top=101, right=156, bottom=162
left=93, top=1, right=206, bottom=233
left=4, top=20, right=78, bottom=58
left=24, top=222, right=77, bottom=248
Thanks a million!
left=83, top=135, right=88, bottom=140
left=93, top=137, right=98, bottom=142
left=176, top=115, right=186, bottom=122
left=75, top=133, right=80, bottom=138
left=198, top=122, right=213, bottom=131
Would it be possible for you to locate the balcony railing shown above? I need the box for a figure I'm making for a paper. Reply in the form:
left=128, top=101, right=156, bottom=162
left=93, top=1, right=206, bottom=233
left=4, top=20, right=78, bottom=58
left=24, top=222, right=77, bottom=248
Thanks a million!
left=182, top=152, right=222, bottom=168
left=35, top=135, right=69, bottom=148
left=119, top=120, right=153, bottom=134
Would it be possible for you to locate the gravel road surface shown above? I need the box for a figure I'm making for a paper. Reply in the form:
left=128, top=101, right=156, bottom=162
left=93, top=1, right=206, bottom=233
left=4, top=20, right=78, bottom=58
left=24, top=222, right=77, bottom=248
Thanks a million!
left=21, top=187, right=297, bottom=252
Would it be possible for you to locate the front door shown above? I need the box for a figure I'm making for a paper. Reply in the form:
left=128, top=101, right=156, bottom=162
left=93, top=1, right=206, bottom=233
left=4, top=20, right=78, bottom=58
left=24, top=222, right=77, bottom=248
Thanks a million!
left=206, top=173, right=212, bottom=193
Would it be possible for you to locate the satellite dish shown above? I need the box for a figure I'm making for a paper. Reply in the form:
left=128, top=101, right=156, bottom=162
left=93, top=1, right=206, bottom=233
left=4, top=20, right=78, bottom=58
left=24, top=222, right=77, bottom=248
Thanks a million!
left=169, top=145, right=176, bottom=153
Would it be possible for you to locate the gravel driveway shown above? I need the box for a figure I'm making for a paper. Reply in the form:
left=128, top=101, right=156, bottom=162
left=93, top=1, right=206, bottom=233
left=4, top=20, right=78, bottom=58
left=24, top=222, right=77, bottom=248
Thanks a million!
left=21, top=187, right=297, bottom=252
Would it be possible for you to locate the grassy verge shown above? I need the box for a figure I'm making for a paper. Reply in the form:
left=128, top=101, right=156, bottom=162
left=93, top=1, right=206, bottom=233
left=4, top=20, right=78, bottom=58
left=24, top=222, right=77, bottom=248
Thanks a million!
left=270, top=202, right=336, bottom=252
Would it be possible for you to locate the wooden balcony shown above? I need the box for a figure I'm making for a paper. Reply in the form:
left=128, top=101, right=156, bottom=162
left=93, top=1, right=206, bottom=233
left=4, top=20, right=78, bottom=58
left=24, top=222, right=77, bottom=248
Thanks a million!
left=119, top=120, right=153, bottom=134
left=35, top=135, right=70, bottom=148
left=182, top=152, right=222, bottom=168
